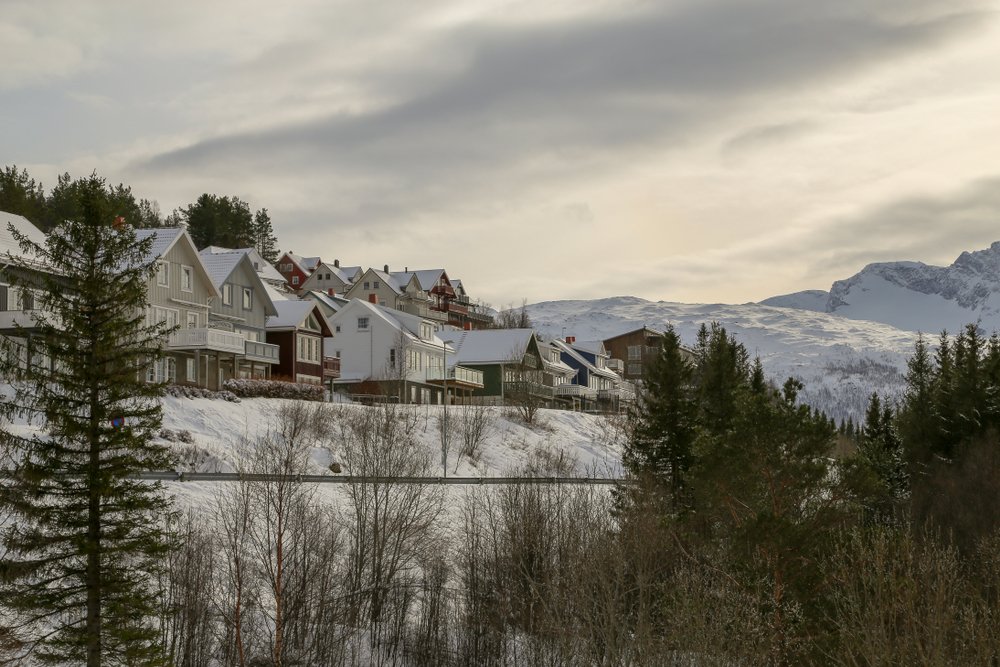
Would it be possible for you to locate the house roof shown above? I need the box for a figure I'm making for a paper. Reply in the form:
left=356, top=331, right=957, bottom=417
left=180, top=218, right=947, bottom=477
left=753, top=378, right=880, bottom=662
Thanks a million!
left=198, top=249, right=278, bottom=318
left=332, top=298, right=454, bottom=350
left=603, top=326, right=665, bottom=343
left=204, top=246, right=286, bottom=284
left=284, top=251, right=321, bottom=273
left=438, top=328, right=535, bottom=365
left=134, top=227, right=222, bottom=299
left=553, top=339, right=621, bottom=381
left=570, top=339, right=608, bottom=356
left=391, top=269, right=447, bottom=292
left=303, top=290, right=349, bottom=313
left=0, top=210, right=46, bottom=266
left=266, top=299, right=332, bottom=336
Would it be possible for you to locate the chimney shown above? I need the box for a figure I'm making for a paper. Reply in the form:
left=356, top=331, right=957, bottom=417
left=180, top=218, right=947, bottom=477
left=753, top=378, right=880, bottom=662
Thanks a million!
left=368, top=294, right=379, bottom=305
left=334, top=259, right=340, bottom=268
left=384, top=264, right=389, bottom=273
left=566, top=336, right=576, bottom=344
left=405, top=266, right=408, bottom=272
left=464, top=322, right=473, bottom=331
left=327, top=288, right=335, bottom=296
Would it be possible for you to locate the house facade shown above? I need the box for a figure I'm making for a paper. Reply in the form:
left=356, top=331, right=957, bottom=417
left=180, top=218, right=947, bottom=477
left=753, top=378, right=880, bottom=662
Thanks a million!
left=553, top=338, right=633, bottom=411
left=437, top=328, right=557, bottom=406
left=0, top=211, right=52, bottom=370
left=265, top=300, right=338, bottom=385
left=325, top=298, right=483, bottom=404
left=198, top=249, right=281, bottom=379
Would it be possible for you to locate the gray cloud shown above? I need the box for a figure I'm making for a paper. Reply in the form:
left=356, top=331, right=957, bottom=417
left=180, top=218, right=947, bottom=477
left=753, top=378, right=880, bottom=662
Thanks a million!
left=807, top=176, right=1000, bottom=276
left=136, top=0, right=992, bottom=233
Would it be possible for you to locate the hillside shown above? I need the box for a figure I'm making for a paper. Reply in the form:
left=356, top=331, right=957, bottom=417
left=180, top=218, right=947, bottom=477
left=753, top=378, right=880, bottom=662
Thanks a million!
left=527, top=296, right=919, bottom=423
left=761, top=241, right=1000, bottom=333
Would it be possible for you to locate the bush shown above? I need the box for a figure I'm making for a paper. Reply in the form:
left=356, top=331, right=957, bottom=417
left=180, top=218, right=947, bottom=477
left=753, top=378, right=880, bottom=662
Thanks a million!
left=223, top=378, right=325, bottom=402
left=165, top=384, right=240, bottom=402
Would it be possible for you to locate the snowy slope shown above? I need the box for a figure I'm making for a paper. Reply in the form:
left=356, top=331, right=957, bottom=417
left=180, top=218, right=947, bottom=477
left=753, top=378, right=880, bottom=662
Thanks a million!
left=527, top=296, right=919, bottom=423
left=761, top=241, right=1000, bottom=334
left=759, top=289, right=829, bottom=312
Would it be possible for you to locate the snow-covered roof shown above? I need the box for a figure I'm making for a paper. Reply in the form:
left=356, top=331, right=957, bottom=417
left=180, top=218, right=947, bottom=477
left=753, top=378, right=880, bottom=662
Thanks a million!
left=304, top=290, right=349, bottom=313
left=570, top=340, right=608, bottom=356
left=438, top=328, right=535, bottom=365
left=553, top=339, right=621, bottom=381
left=284, top=252, right=321, bottom=273
left=266, top=299, right=330, bottom=335
left=204, top=247, right=286, bottom=284
left=263, top=281, right=293, bottom=303
left=332, top=298, right=454, bottom=349
left=391, top=269, right=447, bottom=292
left=0, top=210, right=46, bottom=265
left=134, top=227, right=185, bottom=264
left=198, top=249, right=278, bottom=317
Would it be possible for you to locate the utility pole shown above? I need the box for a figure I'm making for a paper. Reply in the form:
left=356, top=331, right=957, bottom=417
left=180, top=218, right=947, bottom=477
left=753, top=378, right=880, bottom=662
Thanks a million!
left=442, top=338, right=448, bottom=477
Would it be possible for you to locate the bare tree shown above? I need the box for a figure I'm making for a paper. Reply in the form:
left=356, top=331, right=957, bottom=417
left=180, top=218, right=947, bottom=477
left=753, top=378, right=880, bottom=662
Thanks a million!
left=492, top=299, right=532, bottom=329
left=336, top=403, right=445, bottom=660
left=503, top=350, right=548, bottom=425
left=447, top=403, right=496, bottom=467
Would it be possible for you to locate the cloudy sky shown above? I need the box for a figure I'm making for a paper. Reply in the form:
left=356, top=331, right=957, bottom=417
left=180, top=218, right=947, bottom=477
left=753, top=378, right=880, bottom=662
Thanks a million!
left=3, top=0, right=999, bottom=306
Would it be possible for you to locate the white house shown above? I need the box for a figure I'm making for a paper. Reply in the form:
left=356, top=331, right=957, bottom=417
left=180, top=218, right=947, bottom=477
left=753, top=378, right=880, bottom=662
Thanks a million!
left=325, top=298, right=483, bottom=404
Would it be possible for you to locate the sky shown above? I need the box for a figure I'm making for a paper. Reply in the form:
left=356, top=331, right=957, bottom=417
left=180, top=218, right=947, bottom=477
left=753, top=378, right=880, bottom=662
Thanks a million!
left=3, top=0, right=1000, bottom=307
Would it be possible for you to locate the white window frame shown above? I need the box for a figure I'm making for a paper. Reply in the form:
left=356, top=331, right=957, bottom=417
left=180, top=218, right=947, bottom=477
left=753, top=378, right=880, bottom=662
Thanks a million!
left=180, top=265, right=193, bottom=292
left=242, top=287, right=253, bottom=310
left=156, top=261, right=169, bottom=287
left=222, top=283, right=233, bottom=306
left=291, top=275, right=299, bottom=285
left=357, top=316, right=369, bottom=331
left=185, top=312, right=199, bottom=328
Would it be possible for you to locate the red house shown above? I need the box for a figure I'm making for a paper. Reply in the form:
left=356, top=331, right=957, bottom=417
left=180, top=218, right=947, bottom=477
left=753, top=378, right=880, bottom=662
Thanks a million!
left=275, top=251, right=321, bottom=290
left=265, top=300, right=338, bottom=385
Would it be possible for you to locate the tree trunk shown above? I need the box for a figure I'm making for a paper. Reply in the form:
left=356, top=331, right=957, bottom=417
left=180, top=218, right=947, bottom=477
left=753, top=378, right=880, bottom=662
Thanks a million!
left=86, top=404, right=102, bottom=667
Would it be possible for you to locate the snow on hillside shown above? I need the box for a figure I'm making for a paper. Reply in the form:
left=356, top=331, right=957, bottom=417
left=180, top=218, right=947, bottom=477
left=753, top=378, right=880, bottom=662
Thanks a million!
left=527, top=296, right=919, bottom=424
left=760, top=241, right=1000, bottom=334
left=159, top=396, right=622, bottom=477
left=759, top=289, right=829, bottom=312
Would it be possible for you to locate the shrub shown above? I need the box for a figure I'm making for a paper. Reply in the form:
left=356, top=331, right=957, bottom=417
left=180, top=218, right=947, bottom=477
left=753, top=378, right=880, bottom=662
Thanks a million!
left=223, top=378, right=325, bottom=402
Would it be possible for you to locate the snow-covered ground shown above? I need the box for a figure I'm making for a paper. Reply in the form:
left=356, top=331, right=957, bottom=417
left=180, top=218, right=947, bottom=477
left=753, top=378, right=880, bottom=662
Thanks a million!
left=528, top=296, right=920, bottom=423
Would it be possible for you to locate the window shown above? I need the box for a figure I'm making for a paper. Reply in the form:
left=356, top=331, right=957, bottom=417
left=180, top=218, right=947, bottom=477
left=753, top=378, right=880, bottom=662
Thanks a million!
left=334, top=350, right=341, bottom=359
left=150, top=306, right=179, bottom=329
left=181, top=265, right=193, bottom=291
left=335, top=325, right=341, bottom=333
left=186, top=358, right=196, bottom=382
left=186, top=312, right=198, bottom=328
left=222, top=283, right=233, bottom=306
left=325, top=273, right=331, bottom=280
left=291, top=275, right=299, bottom=285
left=242, top=287, right=253, bottom=310
left=627, top=345, right=642, bottom=360
left=627, top=363, right=643, bottom=376
left=363, top=281, right=370, bottom=290
left=0, top=285, right=7, bottom=311
left=297, top=334, right=320, bottom=363
left=156, top=261, right=169, bottom=287
left=146, top=358, right=176, bottom=384
left=373, top=281, right=380, bottom=289
left=357, top=317, right=369, bottom=331
left=389, top=348, right=396, bottom=368
left=19, top=290, right=34, bottom=311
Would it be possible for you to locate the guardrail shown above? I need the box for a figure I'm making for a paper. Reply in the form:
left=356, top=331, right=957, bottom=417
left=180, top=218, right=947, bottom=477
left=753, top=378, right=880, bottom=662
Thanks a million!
left=0, top=470, right=629, bottom=485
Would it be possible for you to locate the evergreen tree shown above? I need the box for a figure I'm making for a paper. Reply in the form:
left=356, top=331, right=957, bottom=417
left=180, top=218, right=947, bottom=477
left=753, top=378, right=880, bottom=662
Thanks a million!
left=897, top=333, right=936, bottom=464
left=857, top=394, right=908, bottom=523
left=182, top=193, right=254, bottom=250
left=252, top=207, right=279, bottom=263
left=620, top=326, right=697, bottom=513
left=693, top=322, right=749, bottom=434
left=0, top=176, right=175, bottom=665
left=0, top=165, right=47, bottom=226
left=45, top=172, right=163, bottom=232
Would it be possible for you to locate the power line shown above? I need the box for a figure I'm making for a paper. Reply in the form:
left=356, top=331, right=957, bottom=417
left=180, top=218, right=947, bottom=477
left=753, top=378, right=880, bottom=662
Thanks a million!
left=0, top=471, right=630, bottom=485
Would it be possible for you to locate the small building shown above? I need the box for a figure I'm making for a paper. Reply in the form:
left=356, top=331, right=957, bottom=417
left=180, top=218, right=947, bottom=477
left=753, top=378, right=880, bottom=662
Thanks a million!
left=553, top=338, right=633, bottom=411
left=266, top=299, right=338, bottom=385
left=438, top=328, right=556, bottom=406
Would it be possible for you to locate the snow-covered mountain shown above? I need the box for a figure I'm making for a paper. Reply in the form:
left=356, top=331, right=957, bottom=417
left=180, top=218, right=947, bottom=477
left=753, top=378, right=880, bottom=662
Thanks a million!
left=761, top=241, right=1000, bottom=333
left=527, top=296, right=919, bottom=424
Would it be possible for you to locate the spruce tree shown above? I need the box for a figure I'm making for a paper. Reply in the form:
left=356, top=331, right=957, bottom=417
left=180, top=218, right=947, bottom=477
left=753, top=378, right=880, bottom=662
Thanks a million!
left=0, top=175, right=175, bottom=665
left=252, top=207, right=279, bottom=263
left=620, top=325, right=697, bottom=513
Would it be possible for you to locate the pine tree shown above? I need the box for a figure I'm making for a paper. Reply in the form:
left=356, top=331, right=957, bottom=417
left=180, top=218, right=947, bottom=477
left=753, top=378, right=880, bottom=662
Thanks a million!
left=0, top=175, right=175, bottom=665
left=858, top=394, right=907, bottom=523
left=620, top=326, right=697, bottom=513
left=252, top=207, right=279, bottom=263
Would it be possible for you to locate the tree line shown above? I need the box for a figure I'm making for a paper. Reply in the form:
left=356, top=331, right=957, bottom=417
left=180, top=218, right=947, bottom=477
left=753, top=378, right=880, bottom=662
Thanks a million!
left=0, top=166, right=279, bottom=262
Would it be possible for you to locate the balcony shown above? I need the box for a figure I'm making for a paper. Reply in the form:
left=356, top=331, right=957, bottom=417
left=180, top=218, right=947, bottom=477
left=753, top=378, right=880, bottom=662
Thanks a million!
left=167, top=328, right=246, bottom=355
left=426, top=365, right=484, bottom=389
left=506, top=380, right=555, bottom=399
left=606, top=358, right=624, bottom=373
left=323, top=356, right=341, bottom=379
left=0, top=309, right=47, bottom=332
left=245, top=340, right=280, bottom=364
left=554, top=383, right=597, bottom=398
